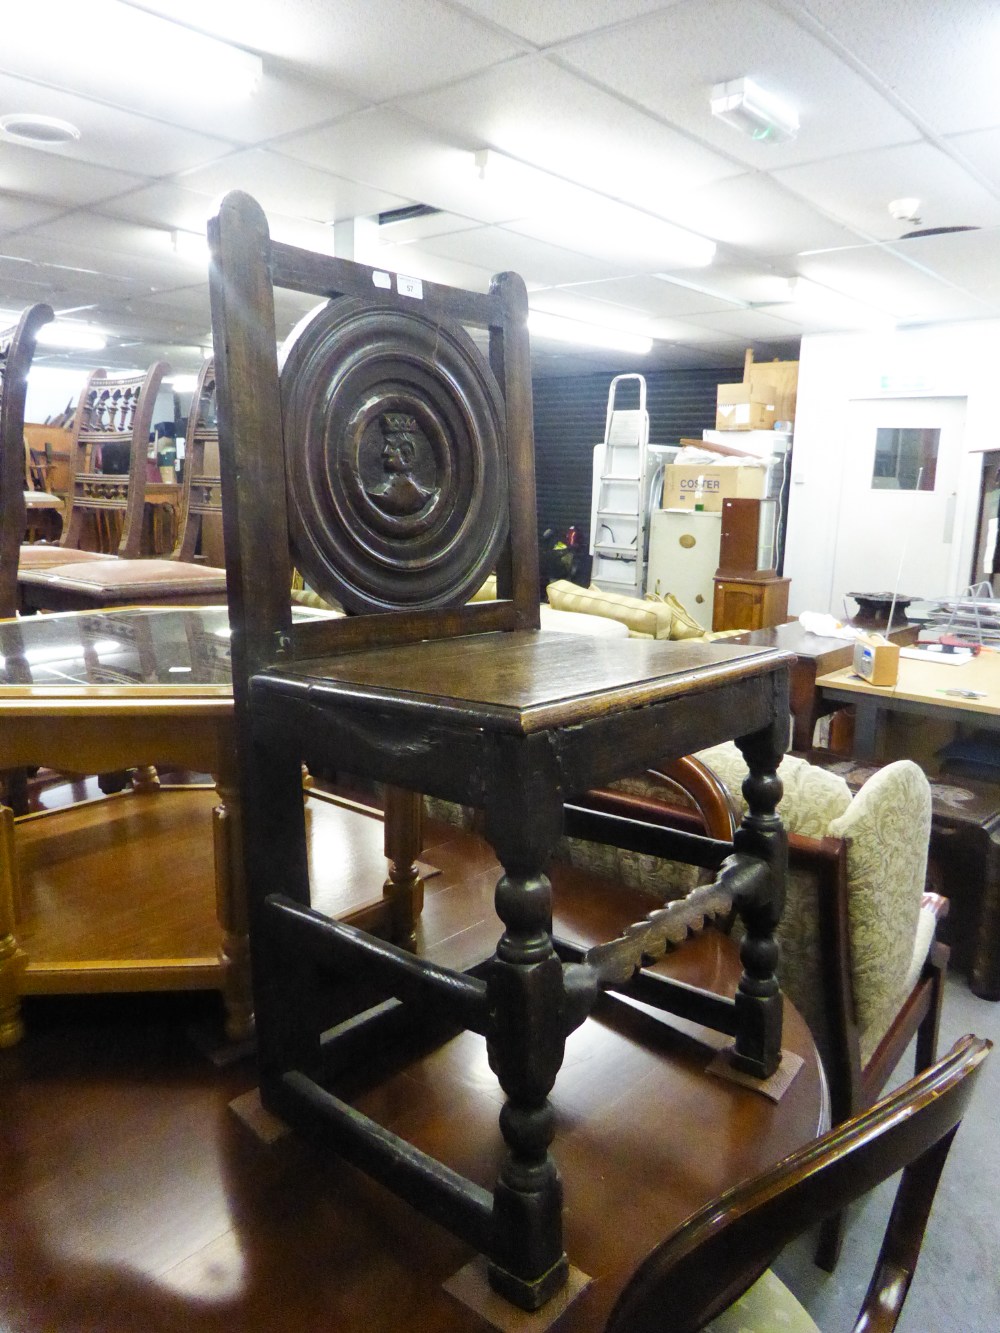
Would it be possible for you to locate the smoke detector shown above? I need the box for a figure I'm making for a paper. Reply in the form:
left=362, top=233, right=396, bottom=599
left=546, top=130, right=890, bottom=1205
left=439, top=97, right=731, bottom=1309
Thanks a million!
left=888, top=197, right=921, bottom=225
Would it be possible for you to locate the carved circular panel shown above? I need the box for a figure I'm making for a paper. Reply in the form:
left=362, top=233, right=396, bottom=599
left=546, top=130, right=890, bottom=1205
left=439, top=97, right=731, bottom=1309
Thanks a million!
left=280, top=296, right=509, bottom=613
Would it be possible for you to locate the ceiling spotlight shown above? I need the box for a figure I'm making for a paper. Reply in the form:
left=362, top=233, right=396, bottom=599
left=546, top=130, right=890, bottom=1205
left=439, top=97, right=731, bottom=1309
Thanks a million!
left=0, top=113, right=81, bottom=146
left=710, top=77, right=799, bottom=143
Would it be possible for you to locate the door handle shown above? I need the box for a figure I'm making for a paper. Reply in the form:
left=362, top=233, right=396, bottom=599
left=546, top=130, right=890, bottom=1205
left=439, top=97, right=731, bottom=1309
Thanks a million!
left=944, top=493, right=957, bottom=544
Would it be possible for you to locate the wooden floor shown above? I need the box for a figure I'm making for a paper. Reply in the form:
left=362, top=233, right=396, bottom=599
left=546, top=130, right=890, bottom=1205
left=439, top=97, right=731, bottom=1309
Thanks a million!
left=0, top=791, right=824, bottom=1333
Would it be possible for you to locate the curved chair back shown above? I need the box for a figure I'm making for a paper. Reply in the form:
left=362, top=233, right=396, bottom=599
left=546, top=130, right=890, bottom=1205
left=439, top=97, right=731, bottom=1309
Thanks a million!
left=606, top=1035, right=990, bottom=1333
left=172, top=356, right=221, bottom=564
left=0, top=304, right=53, bottom=616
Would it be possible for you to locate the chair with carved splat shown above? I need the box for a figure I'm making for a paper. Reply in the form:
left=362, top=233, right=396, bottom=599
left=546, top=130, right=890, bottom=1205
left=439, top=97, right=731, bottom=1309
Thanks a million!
left=0, top=304, right=53, bottom=618
left=209, top=188, right=796, bottom=1317
left=18, top=358, right=228, bottom=612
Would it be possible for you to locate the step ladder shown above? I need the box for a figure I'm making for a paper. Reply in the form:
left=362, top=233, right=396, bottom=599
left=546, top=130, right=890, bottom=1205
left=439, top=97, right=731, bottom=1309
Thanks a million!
left=590, top=374, right=649, bottom=595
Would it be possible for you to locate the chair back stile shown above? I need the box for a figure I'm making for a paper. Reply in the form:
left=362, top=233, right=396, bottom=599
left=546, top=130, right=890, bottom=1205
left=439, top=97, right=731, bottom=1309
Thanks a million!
left=0, top=304, right=53, bottom=617
left=59, top=360, right=168, bottom=559
left=172, top=357, right=221, bottom=565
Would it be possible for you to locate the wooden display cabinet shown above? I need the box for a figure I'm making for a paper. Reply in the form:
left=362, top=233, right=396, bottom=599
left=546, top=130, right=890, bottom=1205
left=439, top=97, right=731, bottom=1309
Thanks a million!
left=713, top=573, right=790, bottom=632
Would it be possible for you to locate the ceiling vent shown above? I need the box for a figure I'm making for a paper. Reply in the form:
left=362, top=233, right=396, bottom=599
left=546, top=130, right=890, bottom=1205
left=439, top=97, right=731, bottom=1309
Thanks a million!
left=0, top=114, right=81, bottom=146
left=898, top=225, right=980, bottom=240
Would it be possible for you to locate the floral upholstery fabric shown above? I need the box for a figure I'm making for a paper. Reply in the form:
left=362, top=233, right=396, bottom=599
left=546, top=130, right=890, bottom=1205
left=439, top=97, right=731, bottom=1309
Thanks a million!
left=827, top=760, right=932, bottom=1063
left=706, top=1266, right=819, bottom=1332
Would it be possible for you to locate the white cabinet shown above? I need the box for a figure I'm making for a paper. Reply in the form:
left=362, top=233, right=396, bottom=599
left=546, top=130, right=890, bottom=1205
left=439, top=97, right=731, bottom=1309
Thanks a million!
left=646, top=509, right=721, bottom=622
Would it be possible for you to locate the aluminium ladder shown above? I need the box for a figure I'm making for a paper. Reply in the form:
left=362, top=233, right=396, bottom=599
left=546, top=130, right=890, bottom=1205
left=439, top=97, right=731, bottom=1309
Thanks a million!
left=590, top=373, right=649, bottom=595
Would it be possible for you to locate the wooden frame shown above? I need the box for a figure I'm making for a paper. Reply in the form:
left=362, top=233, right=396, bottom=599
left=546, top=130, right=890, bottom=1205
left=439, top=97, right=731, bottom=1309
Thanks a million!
left=0, top=304, right=53, bottom=616
left=606, top=1035, right=991, bottom=1333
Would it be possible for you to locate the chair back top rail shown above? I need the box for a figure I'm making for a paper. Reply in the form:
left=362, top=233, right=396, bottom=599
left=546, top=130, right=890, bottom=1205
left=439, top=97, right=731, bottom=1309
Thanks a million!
left=1, top=303, right=54, bottom=615
left=606, top=1034, right=991, bottom=1333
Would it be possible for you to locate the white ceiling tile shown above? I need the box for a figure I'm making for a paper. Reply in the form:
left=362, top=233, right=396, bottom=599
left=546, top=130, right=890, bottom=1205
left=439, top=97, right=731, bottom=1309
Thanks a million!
left=774, top=141, right=1000, bottom=238
left=679, top=307, right=805, bottom=340
left=0, top=141, right=147, bottom=208
left=0, top=73, right=237, bottom=174
left=0, top=193, right=67, bottom=232
left=796, top=245, right=996, bottom=321
left=114, top=0, right=526, bottom=99
left=558, top=0, right=921, bottom=170
left=523, top=287, right=656, bottom=331
left=278, top=109, right=513, bottom=224
left=375, top=210, right=482, bottom=245
left=799, top=0, right=1000, bottom=136
left=658, top=173, right=864, bottom=255
left=883, top=228, right=1000, bottom=306
left=541, top=274, right=742, bottom=318
left=371, top=242, right=496, bottom=293
left=417, top=225, right=629, bottom=285
left=96, top=182, right=221, bottom=233
left=945, top=126, right=1000, bottom=192
left=400, top=56, right=744, bottom=208
left=454, top=0, right=675, bottom=47
left=177, top=149, right=410, bottom=225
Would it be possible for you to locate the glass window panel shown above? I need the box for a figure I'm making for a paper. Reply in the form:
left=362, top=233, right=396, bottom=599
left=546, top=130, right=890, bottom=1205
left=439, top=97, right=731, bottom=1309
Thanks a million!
left=872, top=427, right=939, bottom=490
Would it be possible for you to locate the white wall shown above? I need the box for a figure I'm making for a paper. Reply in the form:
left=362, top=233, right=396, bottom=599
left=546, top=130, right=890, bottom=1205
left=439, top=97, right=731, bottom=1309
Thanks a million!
left=784, top=320, right=1000, bottom=615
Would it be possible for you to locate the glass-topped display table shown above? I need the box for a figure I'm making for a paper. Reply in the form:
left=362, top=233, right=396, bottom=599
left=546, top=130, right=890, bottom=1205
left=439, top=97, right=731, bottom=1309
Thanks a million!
left=0, top=604, right=368, bottom=1047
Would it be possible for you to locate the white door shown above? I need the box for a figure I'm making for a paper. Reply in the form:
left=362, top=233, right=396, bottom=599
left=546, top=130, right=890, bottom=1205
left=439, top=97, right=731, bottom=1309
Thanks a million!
left=829, top=397, right=975, bottom=616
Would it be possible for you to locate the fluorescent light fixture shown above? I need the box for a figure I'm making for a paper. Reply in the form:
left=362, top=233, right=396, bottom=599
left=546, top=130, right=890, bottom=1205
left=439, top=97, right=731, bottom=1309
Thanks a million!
left=711, top=78, right=799, bottom=143
left=166, top=374, right=200, bottom=393
left=527, top=311, right=653, bottom=355
left=35, top=321, right=107, bottom=351
left=18, top=2, right=262, bottom=101
left=474, top=150, right=715, bottom=269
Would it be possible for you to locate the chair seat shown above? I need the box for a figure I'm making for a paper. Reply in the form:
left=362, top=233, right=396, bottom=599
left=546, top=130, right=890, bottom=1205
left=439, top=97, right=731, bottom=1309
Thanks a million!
left=18, top=556, right=227, bottom=602
left=19, top=544, right=113, bottom=568
left=707, top=1267, right=820, bottom=1332
left=256, top=631, right=780, bottom=738
left=23, top=491, right=63, bottom=511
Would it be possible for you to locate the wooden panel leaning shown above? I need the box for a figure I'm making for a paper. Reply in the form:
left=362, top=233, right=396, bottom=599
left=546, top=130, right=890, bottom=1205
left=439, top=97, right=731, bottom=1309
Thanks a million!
left=208, top=188, right=797, bottom=1316
left=606, top=1034, right=991, bottom=1333
left=0, top=304, right=53, bottom=617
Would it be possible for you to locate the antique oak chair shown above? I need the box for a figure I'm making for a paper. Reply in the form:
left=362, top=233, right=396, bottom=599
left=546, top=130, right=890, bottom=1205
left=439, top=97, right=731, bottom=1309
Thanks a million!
left=18, top=358, right=227, bottom=611
left=209, top=189, right=794, bottom=1315
left=605, top=1033, right=990, bottom=1333
left=1, top=304, right=53, bottom=618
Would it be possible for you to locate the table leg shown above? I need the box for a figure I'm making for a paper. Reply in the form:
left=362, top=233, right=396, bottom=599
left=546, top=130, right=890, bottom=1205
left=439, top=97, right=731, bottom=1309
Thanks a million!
left=211, top=768, right=254, bottom=1043
left=383, top=785, right=424, bottom=950
left=0, top=804, right=26, bottom=1047
left=851, top=698, right=880, bottom=761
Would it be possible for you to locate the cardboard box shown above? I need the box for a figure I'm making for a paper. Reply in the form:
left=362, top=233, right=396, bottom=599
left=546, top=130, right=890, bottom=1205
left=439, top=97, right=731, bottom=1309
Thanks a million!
left=715, top=380, right=777, bottom=432
left=662, top=462, right=767, bottom=511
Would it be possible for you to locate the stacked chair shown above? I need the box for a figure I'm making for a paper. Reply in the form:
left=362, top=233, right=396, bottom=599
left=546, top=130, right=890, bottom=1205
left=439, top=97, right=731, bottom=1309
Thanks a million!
left=18, top=357, right=227, bottom=612
left=209, top=189, right=796, bottom=1315
left=1, top=303, right=54, bottom=618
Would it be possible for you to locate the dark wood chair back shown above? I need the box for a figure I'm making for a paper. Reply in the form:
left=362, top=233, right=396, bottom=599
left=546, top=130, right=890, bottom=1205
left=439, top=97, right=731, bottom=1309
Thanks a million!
left=208, top=189, right=538, bottom=689
left=0, top=304, right=53, bottom=616
left=606, top=1033, right=991, bottom=1333
left=60, top=361, right=168, bottom=558
left=172, top=356, right=222, bottom=564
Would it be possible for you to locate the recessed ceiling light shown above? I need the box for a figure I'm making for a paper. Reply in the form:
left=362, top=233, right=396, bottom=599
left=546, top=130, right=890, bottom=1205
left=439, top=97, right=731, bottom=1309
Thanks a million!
left=0, top=113, right=81, bottom=146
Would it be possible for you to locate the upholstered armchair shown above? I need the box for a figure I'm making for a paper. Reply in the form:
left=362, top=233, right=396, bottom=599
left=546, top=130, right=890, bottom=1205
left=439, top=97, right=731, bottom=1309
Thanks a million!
left=560, top=744, right=948, bottom=1269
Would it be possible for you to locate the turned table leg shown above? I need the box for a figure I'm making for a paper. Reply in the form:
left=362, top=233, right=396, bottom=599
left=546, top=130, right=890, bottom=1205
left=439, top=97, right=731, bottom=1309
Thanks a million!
left=211, top=765, right=254, bottom=1044
left=383, top=785, right=424, bottom=951
left=0, top=804, right=26, bottom=1047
